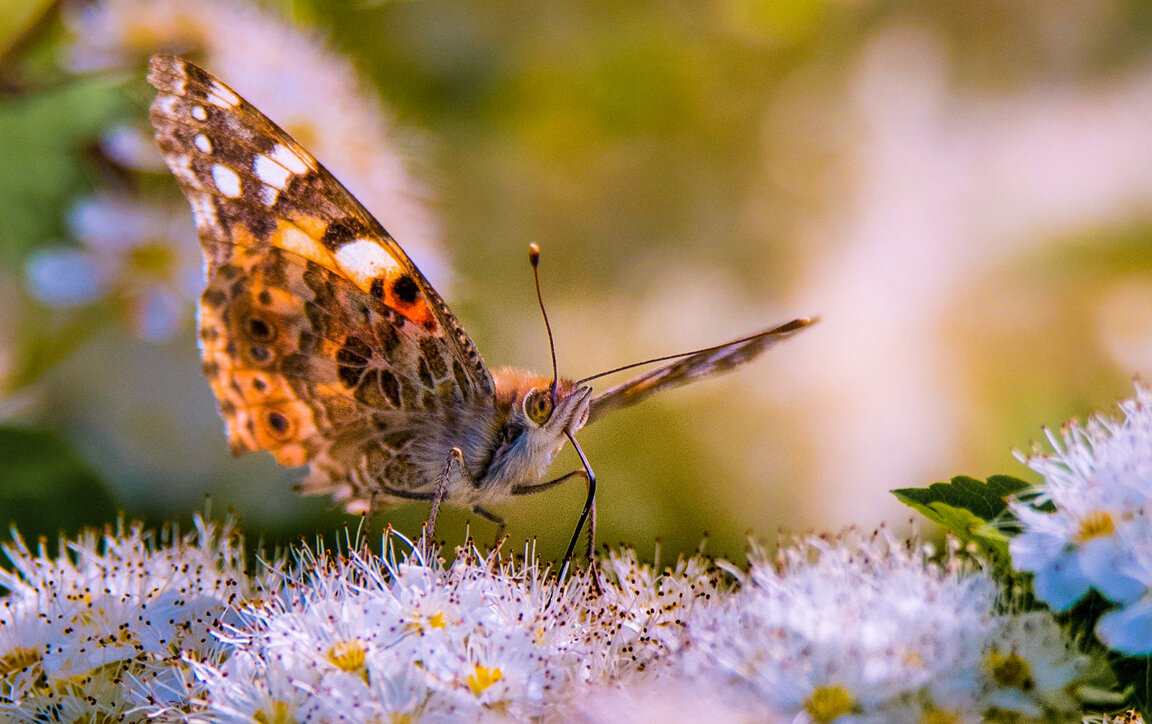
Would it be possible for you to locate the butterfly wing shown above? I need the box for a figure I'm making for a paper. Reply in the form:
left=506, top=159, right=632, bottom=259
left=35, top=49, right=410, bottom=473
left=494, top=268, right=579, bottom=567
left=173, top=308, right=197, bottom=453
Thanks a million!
left=586, top=317, right=814, bottom=424
left=148, top=54, right=493, bottom=509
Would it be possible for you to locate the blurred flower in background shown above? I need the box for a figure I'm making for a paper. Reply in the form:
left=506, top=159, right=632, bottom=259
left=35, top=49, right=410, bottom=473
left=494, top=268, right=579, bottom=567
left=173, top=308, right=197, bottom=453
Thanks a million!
left=1, top=0, right=1151, bottom=561
left=26, top=194, right=200, bottom=341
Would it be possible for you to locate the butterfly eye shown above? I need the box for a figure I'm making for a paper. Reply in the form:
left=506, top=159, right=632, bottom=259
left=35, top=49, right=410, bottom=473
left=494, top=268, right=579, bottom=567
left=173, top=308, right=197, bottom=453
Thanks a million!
left=523, top=388, right=554, bottom=425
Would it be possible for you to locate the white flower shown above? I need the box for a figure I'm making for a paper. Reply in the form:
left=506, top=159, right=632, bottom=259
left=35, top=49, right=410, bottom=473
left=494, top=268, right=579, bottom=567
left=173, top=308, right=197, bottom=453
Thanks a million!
left=980, top=612, right=1088, bottom=720
left=26, top=194, right=201, bottom=340
left=1010, top=385, right=1152, bottom=611
left=584, top=546, right=728, bottom=681
left=566, top=676, right=762, bottom=723
left=1091, top=521, right=1152, bottom=655
left=675, top=532, right=998, bottom=722
left=1097, top=596, right=1152, bottom=655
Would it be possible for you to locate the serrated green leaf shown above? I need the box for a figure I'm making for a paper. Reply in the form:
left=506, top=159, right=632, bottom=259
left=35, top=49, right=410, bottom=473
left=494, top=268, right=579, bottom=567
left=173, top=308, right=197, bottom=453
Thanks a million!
left=892, top=474, right=1031, bottom=560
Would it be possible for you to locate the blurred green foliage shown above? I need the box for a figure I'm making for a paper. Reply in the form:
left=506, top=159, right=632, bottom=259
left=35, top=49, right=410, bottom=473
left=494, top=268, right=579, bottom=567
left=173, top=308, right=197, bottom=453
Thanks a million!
left=0, top=79, right=130, bottom=267
left=0, top=425, right=118, bottom=543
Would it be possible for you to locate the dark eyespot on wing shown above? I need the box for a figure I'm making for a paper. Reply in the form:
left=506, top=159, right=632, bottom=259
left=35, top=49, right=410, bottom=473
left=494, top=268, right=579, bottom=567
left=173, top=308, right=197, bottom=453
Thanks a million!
left=247, top=317, right=275, bottom=341
left=392, top=275, right=419, bottom=305
left=267, top=410, right=290, bottom=434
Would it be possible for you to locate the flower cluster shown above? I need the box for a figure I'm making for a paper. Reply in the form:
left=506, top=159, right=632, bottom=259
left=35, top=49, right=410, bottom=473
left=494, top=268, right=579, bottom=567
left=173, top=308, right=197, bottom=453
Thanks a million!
left=1010, top=383, right=1152, bottom=655
left=0, top=517, right=1099, bottom=722
left=183, top=535, right=604, bottom=721
left=667, top=534, right=1087, bottom=723
left=0, top=517, right=270, bottom=722
left=26, top=194, right=201, bottom=340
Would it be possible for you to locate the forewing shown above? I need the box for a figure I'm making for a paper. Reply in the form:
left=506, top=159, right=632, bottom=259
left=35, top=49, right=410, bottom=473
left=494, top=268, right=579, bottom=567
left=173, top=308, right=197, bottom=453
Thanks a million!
left=147, top=55, right=491, bottom=508
left=587, top=317, right=814, bottom=424
left=147, top=54, right=491, bottom=397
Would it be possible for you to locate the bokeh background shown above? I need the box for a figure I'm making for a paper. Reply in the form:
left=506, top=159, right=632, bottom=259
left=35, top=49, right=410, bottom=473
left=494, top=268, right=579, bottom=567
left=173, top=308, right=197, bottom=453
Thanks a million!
left=2, top=0, right=1151, bottom=563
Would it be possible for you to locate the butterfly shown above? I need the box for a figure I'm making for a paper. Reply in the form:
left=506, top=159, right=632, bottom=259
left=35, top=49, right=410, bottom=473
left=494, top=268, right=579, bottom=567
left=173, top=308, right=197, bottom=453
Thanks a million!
left=147, top=54, right=814, bottom=567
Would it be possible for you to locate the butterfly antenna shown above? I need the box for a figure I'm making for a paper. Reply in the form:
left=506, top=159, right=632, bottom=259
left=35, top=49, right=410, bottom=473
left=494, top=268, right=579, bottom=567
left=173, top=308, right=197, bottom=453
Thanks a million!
left=529, top=244, right=560, bottom=402
left=575, top=317, right=815, bottom=385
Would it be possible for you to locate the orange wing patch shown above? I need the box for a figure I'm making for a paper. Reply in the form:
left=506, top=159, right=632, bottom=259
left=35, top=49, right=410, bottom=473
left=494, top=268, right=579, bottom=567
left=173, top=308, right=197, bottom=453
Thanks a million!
left=264, top=214, right=439, bottom=332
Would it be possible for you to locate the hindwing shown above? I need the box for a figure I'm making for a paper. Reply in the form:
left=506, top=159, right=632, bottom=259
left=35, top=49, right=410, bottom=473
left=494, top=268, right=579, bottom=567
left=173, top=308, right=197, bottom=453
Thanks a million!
left=587, top=318, right=814, bottom=424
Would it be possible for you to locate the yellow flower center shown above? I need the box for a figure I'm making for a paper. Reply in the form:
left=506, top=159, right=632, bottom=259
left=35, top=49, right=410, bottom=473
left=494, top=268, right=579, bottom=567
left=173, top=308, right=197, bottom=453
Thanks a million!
left=920, top=708, right=960, bottom=724
left=902, top=649, right=925, bottom=669
left=804, top=684, right=856, bottom=723
left=253, top=701, right=296, bottom=724
left=128, top=242, right=179, bottom=280
left=1074, top=510, right=1115, bottom=542
left=467, top=664, right=504, bottom=696
left=327, top=639, right=368, bottom=672
left=987, top=650, right=1034, bottom=690
left=406, top=610, right=448, bottom=633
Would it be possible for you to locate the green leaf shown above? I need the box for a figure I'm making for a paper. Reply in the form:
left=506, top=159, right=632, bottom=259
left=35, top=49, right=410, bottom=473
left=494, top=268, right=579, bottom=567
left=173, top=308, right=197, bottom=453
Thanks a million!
left=0, top=76, right=132, bottom=267
left=891, top=475, right=1031, bottom=560
left=0, top=424, right=118, bottom=545
left=8, top=300, right=111, bottom=391
left=1107, top=651, right=1152, bottom=719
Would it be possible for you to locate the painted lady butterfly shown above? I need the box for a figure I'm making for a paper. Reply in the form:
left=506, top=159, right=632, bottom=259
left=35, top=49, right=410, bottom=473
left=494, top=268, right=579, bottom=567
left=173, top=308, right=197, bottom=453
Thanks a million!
left=147, top=55, right=813, bottom=563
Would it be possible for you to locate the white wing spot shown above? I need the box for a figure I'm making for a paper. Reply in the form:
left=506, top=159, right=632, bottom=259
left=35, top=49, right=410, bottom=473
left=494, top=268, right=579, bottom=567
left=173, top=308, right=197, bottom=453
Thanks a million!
left=189, top=192, right=220, bottom=231
left=169, top=154, right=196, bottom=185
left=193, top=134, right=212, bottom=153
left=259, top=184, right=279, bottom=207
left=191, top=105, right=208, bottom=121
left=253, top=154, right=292, bottom=190
left=206, top=81, right=240, bottom=108
left=211, top=164, right=242, bottom=198
left=270, top=143, right=310, bottom=174
left=152, top=96, right=180, bottom=119
left=334, top=239, right=402, bottom=290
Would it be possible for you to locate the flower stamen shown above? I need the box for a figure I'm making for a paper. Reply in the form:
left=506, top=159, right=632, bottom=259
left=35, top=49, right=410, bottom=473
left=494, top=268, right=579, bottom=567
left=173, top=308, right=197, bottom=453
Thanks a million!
left=804, top=684, right=856, bottom=723
left=327, top=639, right=368, bottom=672
left=1073, top=510, right=1115, bottom=542
left=467, top=664, right=503, bottom=696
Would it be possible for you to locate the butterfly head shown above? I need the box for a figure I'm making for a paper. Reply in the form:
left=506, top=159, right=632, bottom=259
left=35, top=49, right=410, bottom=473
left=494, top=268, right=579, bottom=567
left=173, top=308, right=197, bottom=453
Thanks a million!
left=522, top=379, right=591, bottom=436
left=499, top=371, right=591, bottom=440
left=487, top=369, right=591, bottom=488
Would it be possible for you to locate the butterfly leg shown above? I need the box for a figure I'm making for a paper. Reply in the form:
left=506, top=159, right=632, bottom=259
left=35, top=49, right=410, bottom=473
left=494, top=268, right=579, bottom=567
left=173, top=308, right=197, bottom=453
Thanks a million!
left=562, top=432, right=602, bottom=595
left=511, top=468, right=602, bottom=591
left=421, top=447, right=468, bottom=556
